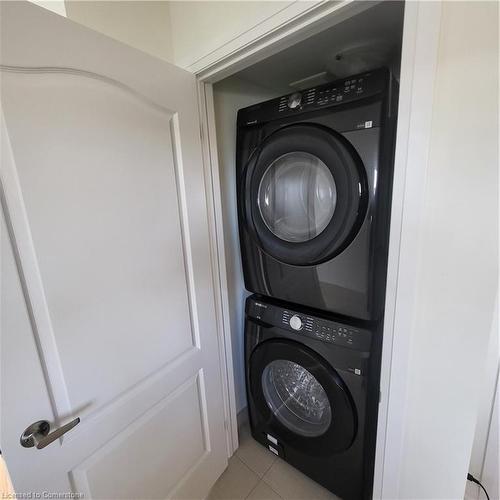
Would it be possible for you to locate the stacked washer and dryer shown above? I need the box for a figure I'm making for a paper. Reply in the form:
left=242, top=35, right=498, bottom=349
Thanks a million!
left=236, top=68, right=398, bottom=500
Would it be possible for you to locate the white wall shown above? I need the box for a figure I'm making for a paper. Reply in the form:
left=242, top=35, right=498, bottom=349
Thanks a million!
left=64, top=1, right=173, bottom=63
left=168, top=1, right=294, bottom=69
left=395, top=2, right=498, bottom=498
left=468, top=301, right=499, bottom=499
left=31, top=1, right=320, bottom=74
left=31, top=1, right=297, bottom=71
left=481, top=377, right=499, bottom=500
left=213, top=77, right=279, bottom=413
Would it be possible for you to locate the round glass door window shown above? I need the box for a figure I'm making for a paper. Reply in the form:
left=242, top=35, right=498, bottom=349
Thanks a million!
left=261, top=359, right=332, bottom=437
left=257, top=152, right=337, bottom=243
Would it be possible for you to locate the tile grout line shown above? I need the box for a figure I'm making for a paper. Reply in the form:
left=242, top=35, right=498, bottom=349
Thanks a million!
left=260, top=457, right=338, bottom=500
left=236, top=435, right=278, bottom=478
left=237, top=447, right=278, bottom=476
left=235, top=433, right=283, bottom=499
left=260, top=459, right=286, bottom=499
left=261, top=474, right=278, bottom=493
left=234, top=453, right=261, bottom=476
left=233, top=455, right=261, bottom=495
left=243, top=479, right=260, bottom=500
left=244, top=477, right=285, bottom=500
left=234, top=438, right=339, bottom=500
left=265, top=479, right=285, bottom=500
left=260, top=455, right=277, bottom=479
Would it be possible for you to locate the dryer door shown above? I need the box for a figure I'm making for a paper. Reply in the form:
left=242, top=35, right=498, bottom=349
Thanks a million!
left=243, top=123, right=368, bottom=265
left=249, top=339, right=357, bottom=455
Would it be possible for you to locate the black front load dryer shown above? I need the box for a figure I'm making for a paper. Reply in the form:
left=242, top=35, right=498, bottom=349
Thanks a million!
left=237, top=68, right=398, bottom=321
left=245, top=295, right=380, bottom=500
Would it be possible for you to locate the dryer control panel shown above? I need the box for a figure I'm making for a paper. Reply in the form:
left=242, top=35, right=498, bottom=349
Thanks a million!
left=278, top=74, right=370, bottom=113
left=238, top=68, right=389, bottom=127
left=246, top=296, right=372, bottom=352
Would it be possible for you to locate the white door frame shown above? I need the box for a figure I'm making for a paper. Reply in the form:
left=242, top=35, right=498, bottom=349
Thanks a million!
left=196, top=81, right=239, bottom=455
left=194, top=1, right=443, bottom=498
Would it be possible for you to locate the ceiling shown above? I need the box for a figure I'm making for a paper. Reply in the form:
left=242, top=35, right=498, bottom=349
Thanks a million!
left=234, top=0, right=405, bottom=93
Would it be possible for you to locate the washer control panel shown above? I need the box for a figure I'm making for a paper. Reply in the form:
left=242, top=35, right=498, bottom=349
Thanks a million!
left=282, top=309, right=361, bottom=347
left=247, top=297, right=371, bottom=351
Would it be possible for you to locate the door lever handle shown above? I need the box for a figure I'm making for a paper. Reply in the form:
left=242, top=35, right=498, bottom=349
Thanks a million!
left=20, top=417, right=80, bottom=449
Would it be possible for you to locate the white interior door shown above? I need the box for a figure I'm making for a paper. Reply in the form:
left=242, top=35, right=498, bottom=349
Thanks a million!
left=0, top=2, right=228, bottom=498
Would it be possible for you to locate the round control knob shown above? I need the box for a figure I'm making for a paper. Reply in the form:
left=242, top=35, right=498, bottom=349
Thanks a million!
left=287, top=92, right=302, bottom=109
left=289, top=315, right=303, bottom=331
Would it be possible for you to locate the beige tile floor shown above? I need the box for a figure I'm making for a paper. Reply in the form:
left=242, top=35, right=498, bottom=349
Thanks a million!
left=208, top=424, right=339, bottom=500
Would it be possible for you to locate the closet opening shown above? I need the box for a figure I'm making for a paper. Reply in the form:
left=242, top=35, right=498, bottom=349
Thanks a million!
left=213, top=0, right=405, bottom=427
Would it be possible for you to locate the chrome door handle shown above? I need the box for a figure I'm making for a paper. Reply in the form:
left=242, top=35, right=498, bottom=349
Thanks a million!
left=20, top=417, right=80, bottom=449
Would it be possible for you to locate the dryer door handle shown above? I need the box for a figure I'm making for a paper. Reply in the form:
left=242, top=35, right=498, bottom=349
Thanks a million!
left=249, top=317, right=274, bottom=329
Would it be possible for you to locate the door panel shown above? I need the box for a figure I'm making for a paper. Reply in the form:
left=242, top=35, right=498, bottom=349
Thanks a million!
left=71, top=374, right=207, bottom=499
left=0, top=2, right=227, bottom=498
left=2, top=71, right=194, bottom=413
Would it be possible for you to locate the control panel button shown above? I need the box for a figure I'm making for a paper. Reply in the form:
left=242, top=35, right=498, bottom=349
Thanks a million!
left=289, top=315, right=303, bottom=331
left=287, top=92, right=302, bottom=109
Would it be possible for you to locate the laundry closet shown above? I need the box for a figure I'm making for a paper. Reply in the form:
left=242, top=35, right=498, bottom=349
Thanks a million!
left=209, top=3, right=404, bottom=497
left=207, top=2, right=404, bottom=498
left=0, top=2, right=497, bottom=500
left=203, top=1, right=497, bottom=498
left=213, top=0, right=404, bottom=412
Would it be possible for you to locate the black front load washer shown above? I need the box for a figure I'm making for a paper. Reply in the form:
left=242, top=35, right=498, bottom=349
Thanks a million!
left=245, top=295, right=381, bottom=500
left=237, top=68, right=398, bottom=321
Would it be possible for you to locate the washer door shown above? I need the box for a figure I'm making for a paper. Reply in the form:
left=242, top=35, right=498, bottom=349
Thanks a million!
left=249, top=339, right=357, bottom=455
left=261, top=358, right=332, bottom=437
left=243, top=123, right=368, bottom=265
